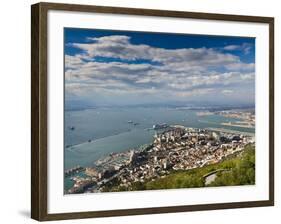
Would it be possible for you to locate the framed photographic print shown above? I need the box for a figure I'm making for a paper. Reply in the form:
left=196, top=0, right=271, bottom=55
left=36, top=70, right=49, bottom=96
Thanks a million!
left=31, top=2, right=274, bottom=221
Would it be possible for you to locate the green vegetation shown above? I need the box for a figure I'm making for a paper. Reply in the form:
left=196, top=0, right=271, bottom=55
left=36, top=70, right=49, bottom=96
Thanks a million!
left=208, top=145, right=255, bottom=187
left=104, top=144, right=255, bottom=192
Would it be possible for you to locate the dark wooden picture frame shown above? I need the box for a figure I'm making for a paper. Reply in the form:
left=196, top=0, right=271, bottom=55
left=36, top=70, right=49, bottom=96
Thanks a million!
left=31, top=2, right=274, bottom=221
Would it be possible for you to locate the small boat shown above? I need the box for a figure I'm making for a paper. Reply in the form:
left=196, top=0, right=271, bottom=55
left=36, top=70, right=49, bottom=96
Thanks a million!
left=127, top=120, right=133, bottom=124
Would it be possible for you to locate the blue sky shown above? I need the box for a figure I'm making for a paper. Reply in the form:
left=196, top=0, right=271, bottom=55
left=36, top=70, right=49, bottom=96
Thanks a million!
left=64, top=28, right=255, bottom=107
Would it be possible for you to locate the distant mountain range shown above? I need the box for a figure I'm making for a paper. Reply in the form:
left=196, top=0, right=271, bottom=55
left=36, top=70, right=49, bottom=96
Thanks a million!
left=65, top=100, right=254, bottom=112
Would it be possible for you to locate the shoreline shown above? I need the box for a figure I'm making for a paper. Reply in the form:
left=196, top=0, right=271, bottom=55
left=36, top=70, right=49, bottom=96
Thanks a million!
left=65, top=125, right=255, bottom=170
left=65, top=125, right=255, bottom=193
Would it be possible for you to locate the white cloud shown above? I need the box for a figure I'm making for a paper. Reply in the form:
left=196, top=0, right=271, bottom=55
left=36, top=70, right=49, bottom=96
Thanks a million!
left=240, top=73, right=254, bottom=80
left=223, top=45, right=240, bottom=51
left=71, top=35, right=248, bottom=69
left=65, top=35, right=255, bottom=103
left=65, top=55, right=84, bottom=69
left=87, top=35, right=131, bottom=44
left=223, top=43, right=253, bottom=55
left=225, top=62, right=255, bottom=71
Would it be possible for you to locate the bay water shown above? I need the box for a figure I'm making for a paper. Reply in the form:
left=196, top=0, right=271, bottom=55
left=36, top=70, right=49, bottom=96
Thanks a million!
left=64, top=107, right=254, bottom=170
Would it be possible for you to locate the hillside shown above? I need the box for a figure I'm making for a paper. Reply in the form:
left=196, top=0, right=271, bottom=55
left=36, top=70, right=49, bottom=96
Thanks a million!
left=103, top=144, right=255, bottom=192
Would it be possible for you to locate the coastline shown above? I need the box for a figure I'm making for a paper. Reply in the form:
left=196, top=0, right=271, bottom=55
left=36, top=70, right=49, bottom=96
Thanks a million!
left=65, top=124, right=255, bottom=194
left=65, top=107, right=255, bottom=170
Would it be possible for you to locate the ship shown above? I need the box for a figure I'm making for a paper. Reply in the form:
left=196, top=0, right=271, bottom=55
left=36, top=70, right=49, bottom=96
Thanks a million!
left=153, top=123, right=168, bottom=130
left=68, top=126, right=75, bottom=131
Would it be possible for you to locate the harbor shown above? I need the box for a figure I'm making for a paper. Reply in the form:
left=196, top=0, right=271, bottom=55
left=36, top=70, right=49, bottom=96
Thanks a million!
left=64, top=107, right=255, bottom=170
left=65, top=124, right=255, bottom=194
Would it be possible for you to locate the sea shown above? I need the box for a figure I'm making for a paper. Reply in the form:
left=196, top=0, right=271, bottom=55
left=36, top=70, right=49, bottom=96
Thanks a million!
left=64, top=107, right=255, bottom=171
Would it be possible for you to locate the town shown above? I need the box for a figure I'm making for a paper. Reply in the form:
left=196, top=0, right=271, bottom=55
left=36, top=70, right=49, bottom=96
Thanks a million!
left=197, top=110, right=255, bottom=129
left=66, top=125, right=255, bottom=194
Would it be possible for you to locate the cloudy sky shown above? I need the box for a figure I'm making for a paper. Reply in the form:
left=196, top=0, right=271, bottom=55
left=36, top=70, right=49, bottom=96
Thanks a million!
left=64, top=28, right=255, bottom=108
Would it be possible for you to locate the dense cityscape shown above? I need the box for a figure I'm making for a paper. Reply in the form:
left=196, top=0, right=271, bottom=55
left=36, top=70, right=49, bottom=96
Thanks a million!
left=65, top=111, right=255, bottom=194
